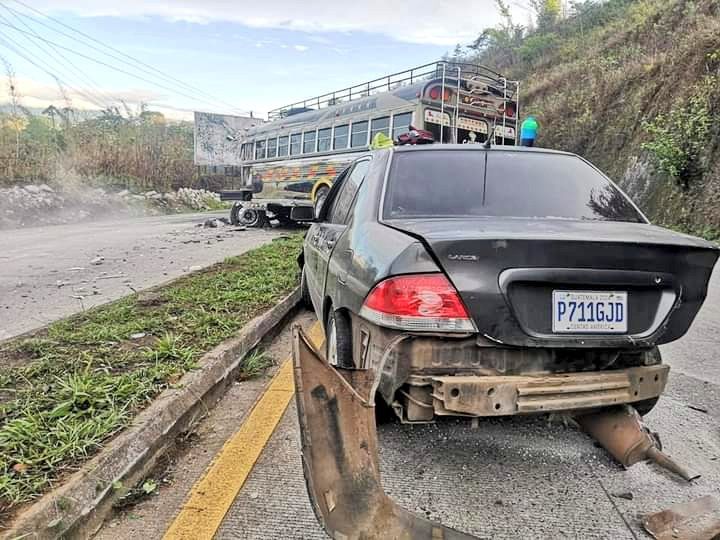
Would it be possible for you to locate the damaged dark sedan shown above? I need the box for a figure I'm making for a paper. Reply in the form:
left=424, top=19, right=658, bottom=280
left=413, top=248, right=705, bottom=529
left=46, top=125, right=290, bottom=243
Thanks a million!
left=299, top=145, right=718, bottom=422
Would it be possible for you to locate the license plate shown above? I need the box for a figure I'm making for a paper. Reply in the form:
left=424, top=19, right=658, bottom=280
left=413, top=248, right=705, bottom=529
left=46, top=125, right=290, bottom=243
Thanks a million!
left=552, top=291, right=627, bottom=333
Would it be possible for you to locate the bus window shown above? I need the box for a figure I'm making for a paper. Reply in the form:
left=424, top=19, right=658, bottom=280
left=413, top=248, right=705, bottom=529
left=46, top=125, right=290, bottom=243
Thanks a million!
left=278, top=136, right=289, bottom=157
left=267, top=137, right=278, bottom=158
left=290, top=133, right=302, bottom=155
left=370, top=116, right=390, bottom=139
left=303, top=130, right=317, bottom=154
left=333, top=125, right=349, bottom=149
left=317, top=128, right=332, bottom=152
left=392, top=112, right=412, bottom=139
left=351, top=121, right=369, bottom=147
left=241, top=142, right=253, bottom=161
left=255, top=139, right=266, bottom=160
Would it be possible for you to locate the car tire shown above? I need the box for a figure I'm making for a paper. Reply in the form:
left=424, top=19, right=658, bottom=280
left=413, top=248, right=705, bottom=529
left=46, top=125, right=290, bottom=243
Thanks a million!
left=632, top=396, right=659, bottom=417
left=325, top=309, right=353, bottom=368
left=300, top=267, right=312, bottom=309
left=240, top=208, right=267, bottom=228
left=313, top=186, right=329, bottom=218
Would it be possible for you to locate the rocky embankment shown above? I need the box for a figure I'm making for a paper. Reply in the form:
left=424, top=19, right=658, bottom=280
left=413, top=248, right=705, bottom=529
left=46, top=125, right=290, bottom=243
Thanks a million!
left=0, top=184, right=224, bottom=229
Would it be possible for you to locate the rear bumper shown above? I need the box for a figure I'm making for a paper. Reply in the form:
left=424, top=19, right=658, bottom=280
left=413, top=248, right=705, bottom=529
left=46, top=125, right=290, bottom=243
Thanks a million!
left=416, top=364, right=669, bottom=417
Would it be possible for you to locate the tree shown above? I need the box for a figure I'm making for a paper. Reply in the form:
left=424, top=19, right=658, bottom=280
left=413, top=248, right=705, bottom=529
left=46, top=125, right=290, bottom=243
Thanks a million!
left=531, top=0, right=562, bottom=31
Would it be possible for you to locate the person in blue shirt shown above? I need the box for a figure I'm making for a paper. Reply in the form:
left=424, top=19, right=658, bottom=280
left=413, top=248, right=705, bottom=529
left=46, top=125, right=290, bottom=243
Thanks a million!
left=520, top=116, right=539, bottom=147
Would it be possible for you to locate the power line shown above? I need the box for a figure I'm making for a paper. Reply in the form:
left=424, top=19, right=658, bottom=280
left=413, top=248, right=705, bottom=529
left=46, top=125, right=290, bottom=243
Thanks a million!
left=0, top=34, right=111, bottom=110
left=7, top=0, right=249, bottom=115
left=0, top=18, right=245, bottom=114
left=0, top=6, right=119, bottom=109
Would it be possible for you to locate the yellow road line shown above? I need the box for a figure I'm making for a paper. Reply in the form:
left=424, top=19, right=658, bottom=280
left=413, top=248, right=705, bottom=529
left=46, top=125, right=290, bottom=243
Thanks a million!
left=163, top=321, right=323, bottom=540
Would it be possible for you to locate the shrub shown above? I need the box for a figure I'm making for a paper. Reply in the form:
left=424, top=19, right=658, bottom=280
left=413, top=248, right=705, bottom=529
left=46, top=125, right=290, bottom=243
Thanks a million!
left=641, top=77, right=717, bottom=187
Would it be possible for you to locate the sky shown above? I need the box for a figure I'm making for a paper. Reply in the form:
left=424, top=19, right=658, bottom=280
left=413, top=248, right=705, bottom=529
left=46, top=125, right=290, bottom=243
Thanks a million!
left=0, top=0, right=532, bottom=121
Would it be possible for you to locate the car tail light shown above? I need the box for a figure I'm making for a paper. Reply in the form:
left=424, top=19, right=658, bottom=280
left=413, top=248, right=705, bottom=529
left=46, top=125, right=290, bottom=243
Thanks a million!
left=359, top=274, right=476, bottom=332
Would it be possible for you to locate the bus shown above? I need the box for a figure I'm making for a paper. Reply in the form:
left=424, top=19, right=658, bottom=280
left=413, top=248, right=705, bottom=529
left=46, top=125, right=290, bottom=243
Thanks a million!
left=208, top=61, right=520, bottom=227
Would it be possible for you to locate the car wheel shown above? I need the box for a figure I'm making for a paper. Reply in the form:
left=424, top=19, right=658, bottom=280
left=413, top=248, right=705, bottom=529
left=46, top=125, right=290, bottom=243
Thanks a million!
left=313, top=186, right=329, bottom=218
left=632, top=397, right=659, bottom=417
left=240, top=208, right=267, bottom=228
left=300, top=267, right=312, bottom=309
left=325, top=309, right=352, bottom=368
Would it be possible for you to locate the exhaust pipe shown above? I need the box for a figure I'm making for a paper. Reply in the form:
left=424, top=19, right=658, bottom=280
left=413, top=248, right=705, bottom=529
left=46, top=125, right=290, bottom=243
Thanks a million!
left=576, top=405, right=699, bottom=482
left=292, top=325, right=477, bottom=539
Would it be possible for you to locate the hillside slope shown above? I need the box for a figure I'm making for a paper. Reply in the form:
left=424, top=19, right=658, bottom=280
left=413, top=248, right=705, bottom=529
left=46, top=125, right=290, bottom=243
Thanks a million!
left=465, top=0, right=720, bottom=237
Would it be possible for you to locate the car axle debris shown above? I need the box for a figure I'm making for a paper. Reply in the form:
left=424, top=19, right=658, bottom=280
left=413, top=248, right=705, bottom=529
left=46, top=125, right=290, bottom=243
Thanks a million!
left=576, top=405, right=700, bottom=482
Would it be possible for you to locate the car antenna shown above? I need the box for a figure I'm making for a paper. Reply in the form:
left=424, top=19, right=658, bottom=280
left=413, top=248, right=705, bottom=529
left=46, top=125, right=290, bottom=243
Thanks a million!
left=483, top=119, right=496, bottom=149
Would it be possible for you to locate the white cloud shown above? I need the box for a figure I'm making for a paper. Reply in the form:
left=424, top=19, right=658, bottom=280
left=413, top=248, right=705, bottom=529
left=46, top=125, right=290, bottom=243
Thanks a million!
left=24, top=1, right=512, bottom=46
left=293, top=44, right=308, bottom=52
left=0, top=75, right=194, bottom=120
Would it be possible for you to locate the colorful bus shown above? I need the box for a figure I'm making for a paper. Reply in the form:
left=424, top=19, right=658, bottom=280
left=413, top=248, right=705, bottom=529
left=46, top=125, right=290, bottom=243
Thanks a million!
left=208, top=61, right=520, bottom=226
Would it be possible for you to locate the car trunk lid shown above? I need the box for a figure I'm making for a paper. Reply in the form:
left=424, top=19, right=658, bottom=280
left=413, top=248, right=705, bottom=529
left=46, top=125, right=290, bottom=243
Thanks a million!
left=385, top=217, right=718, bottom=347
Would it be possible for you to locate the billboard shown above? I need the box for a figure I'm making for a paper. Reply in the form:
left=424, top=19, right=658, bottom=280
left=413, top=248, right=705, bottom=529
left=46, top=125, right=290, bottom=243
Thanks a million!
left=193, top=111, right=262, bottom=166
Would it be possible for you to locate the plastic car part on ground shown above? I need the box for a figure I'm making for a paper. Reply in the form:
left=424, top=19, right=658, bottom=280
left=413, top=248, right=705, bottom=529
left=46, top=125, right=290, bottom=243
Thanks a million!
left=642, top=495, right=720, bottom=540
left=291, top=325, right=477, bottom=540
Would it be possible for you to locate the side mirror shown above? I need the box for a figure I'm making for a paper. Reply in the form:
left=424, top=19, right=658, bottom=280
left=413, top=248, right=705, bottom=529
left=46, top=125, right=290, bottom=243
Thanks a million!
left=290, top=205, right=316, bottom=222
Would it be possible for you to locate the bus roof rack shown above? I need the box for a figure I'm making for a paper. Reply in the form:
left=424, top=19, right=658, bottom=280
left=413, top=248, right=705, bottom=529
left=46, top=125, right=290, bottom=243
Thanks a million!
left=267, top=61, right=517, bottom=122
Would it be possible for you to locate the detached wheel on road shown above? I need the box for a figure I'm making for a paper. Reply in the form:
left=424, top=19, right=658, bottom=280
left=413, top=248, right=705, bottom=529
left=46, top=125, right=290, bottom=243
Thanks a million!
left=325, top=308, right=353, bottom=368
left=313, top=186, right=330, bottom=218
left=632, top=397, right=659, bottom=417
left=239, top=208, right=267, bottom=228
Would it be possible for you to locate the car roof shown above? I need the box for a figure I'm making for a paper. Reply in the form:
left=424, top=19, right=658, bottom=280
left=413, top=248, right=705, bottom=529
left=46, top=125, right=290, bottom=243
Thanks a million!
left=389, top=144, right=575, bottom=157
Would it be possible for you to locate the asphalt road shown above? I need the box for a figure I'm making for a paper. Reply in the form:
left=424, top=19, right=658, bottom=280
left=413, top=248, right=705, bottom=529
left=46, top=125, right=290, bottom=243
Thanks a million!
left=0, top=213, right=281, bottom=341
left=97, top=269, right=720, bottom=540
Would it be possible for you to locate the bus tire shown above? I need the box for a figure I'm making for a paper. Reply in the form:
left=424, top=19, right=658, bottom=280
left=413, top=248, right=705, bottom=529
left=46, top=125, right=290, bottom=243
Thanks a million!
left=240, top=208, right=267, bottom=228
left=229, top=203, right=242, bottom=226
left=313, top=185, right=330, bottom=217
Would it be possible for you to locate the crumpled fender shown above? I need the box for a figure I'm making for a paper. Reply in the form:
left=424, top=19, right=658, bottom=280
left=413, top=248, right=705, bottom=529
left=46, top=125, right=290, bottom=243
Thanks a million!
left=292, top=325, right=477, bottom=540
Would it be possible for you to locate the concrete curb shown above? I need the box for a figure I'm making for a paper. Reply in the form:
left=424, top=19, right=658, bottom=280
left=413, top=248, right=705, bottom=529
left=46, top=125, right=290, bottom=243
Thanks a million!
left=2, top=288, right=301, bottom=540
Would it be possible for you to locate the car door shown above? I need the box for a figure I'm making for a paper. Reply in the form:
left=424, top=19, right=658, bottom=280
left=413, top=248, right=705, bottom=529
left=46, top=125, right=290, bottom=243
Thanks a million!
left=304, top=168, right=349, bottom=314
left=315, top=158, right=371, bottom=314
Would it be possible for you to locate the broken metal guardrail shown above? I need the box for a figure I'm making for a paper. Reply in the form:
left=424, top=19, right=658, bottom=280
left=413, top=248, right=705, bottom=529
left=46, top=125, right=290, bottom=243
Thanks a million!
left=292, top=325, right=476, bottom=539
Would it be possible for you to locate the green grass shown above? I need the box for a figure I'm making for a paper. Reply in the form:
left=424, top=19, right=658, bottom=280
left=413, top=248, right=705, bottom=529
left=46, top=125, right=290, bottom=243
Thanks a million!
left=0, top=234, right=303, bottom=518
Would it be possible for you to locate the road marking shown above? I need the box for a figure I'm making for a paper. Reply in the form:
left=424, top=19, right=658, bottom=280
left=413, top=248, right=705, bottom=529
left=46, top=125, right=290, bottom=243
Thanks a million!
left=163, top=321, right=324, bottom=540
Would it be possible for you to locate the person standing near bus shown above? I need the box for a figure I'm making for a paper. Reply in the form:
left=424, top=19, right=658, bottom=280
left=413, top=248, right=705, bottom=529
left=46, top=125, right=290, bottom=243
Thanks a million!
left=520, top=116, right=539, bottom=147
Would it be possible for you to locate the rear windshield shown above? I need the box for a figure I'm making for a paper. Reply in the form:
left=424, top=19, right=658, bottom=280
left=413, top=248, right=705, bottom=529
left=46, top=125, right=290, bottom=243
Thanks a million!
left=383, top=150, right=645, bottom=223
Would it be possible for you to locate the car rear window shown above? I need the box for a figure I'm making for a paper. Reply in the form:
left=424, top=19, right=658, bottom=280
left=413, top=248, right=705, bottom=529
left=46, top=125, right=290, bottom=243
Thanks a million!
left=383, top=150, right=645, bottom=223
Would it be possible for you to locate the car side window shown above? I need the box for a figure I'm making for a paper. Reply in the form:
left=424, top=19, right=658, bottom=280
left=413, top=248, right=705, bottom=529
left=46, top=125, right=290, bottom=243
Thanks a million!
left=328, top=159, right=370, bottom=224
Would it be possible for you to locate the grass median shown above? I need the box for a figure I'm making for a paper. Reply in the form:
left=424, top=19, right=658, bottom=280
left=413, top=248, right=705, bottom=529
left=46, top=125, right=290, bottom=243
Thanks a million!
left=0, top=233, right=303, bottom=520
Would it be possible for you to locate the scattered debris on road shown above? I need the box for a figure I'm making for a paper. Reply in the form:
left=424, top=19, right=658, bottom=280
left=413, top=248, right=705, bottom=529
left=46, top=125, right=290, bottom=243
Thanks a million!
left=642, top=495, right=720, bottom=540
left=91, top=256, right=105, bottom=265
left=577, top=405, right=700, bottom=482
left=687, top=404, right=709, bottom=414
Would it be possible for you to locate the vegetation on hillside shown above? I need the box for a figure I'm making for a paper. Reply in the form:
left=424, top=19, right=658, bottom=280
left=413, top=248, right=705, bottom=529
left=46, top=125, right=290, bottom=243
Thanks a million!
left=453, top=0, right=720, bottom=235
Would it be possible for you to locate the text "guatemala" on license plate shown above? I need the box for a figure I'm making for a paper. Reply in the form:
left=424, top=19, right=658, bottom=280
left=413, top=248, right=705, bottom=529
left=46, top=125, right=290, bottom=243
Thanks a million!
left=552, top=291, right=627, bottom=333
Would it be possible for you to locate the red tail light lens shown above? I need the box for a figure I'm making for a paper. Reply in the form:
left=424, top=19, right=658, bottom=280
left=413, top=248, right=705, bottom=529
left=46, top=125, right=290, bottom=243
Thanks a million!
left=360, top=274, right=476, bottom=332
